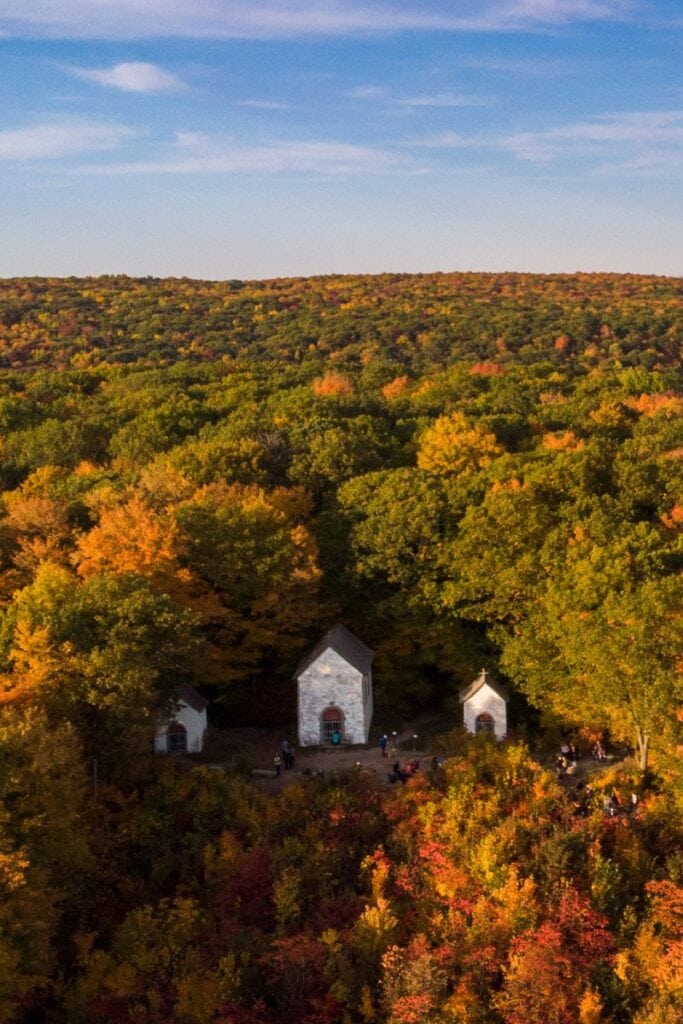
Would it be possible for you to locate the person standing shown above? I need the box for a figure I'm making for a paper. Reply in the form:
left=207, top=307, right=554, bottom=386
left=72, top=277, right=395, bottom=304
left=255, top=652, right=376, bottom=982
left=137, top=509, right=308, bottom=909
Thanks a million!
left=273, top=752, right=282, bottom=777
left=379, top=734, right=388, bottom=758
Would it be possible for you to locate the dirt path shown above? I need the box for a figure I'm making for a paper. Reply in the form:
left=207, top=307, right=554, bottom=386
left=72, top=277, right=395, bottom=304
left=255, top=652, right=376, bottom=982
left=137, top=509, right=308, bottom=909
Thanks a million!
left=201, top=719, right=438, bottom=793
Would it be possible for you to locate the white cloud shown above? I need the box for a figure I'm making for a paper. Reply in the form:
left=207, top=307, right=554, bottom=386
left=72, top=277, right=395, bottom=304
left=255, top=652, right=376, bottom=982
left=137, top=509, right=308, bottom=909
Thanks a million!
left=399, top=92, right=493, bottom=108
left=69, top=61, right=184, bottom=92
left=594, top=152, right=683, bottom=175
left=406, top=109, right=683, bottom=174
left=347, top=86, right=492, bottom=107
left=0, top=1, right=635, bottom=40
left=0, top=119, right=137, bottom=160
left=405, top=130, right=477, bottom=148
left=500, top=110, right=683, bottom=161
left=458, top=56, right=575, bottom=74
left=347, top=85, right=391, bottom=99
left=77, top=131, right=420, bottom=176
left=233, top=100, right=292, bottom=110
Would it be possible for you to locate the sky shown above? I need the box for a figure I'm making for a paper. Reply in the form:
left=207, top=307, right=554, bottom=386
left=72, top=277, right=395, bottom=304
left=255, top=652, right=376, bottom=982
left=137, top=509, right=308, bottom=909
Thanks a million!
left=0, top=1, right=682, bottom=279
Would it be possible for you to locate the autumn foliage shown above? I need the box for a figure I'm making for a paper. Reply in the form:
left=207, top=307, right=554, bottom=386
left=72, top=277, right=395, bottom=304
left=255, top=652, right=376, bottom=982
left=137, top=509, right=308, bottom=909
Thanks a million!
left=0, top=271, right=680, bottom=1020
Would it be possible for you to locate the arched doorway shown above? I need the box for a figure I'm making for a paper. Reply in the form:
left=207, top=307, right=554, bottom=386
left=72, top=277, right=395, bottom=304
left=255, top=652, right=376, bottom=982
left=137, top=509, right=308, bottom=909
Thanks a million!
left=321, top=707, right=343, bottom=744
left=167, top=721, right=188, bottom=754
left=475, top=712, right=496, bottom=736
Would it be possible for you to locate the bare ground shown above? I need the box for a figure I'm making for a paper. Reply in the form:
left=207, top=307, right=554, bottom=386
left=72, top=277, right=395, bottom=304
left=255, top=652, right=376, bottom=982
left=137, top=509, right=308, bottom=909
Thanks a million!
left=199, top=717, right=441, bottom=793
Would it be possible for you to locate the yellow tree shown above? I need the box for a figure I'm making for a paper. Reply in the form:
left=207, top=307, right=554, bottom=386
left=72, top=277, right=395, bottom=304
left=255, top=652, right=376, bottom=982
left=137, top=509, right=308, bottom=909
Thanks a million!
left=175, top=482, right=323, bottom=683
left=417, top=412, right=502, bottom=477
left=616, top=881, right=683, bottom=1024
left=0, top=561, right=200, bottom=773
left=75, top=494, right=188, bottom=594
left=0, top=707, right=91, bottom=1021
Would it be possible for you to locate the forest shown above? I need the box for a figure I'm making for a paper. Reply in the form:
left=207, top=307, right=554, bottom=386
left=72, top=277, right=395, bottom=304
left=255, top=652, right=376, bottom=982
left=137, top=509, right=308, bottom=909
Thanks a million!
left=0, top=271, right=681, bottom=1022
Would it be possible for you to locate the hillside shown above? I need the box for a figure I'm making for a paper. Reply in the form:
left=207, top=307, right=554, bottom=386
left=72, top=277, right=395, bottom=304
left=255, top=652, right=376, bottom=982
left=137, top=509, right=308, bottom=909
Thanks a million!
left=0, top=273, right=681, bottom=1022
left=0, top=273, right=682, bottom=733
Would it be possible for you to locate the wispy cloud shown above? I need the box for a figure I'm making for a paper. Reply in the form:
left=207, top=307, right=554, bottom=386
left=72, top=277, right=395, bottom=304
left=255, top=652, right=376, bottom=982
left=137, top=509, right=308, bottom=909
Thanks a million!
left=458, top=56, right=576, bottom=75
left=399, top=92, right=493, bottom=108
left=347, top=86, right=492, bottom=107
left=0, top=119, right=137, bottom=160
left=68, top=61, right=185, bottom=93
left=594, top=151, right=683, bottom=176
left=233, top=100, right=292, bottom=110
left=405, top=109, right=683, bottom=174
left=347, top=86, right=391, bottom=100
left=0, top=1, right=636, bottom=40
left=500, top=110, right=683, bottom=161
left=77, top=131, right=421, bottom=176
left=405, top=130, right=477, bottom=148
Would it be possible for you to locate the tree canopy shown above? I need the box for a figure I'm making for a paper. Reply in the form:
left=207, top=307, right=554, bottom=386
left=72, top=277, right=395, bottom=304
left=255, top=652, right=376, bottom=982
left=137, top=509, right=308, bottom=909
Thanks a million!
left=0, top=270, right=681, bottom=1021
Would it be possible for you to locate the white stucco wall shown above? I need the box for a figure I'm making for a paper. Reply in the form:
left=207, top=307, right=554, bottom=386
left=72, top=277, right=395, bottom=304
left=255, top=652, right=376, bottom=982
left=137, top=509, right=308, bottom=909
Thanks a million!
left=154, top=699, right=208, bottom=754
left=298, top=647, right=373, bottom=746
left=363, top=673, right=373, bottom=737
left=462, top=683, right=507, bottom=740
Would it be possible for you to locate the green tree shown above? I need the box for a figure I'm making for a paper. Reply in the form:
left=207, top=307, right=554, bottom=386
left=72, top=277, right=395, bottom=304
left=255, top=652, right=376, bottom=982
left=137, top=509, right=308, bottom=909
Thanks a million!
left=504, top=577, right=683, bottom=771
left=0, top=707, right=91, bottom=1021
left=0, top=563, right=200, bottom=772
left=176, top=483, right=322, bottom=684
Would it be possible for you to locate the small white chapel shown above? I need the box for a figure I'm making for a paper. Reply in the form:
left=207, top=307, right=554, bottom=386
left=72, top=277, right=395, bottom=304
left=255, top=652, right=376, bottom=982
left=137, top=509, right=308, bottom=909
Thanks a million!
left=459, top=668, right=508, bottom=740
left=295, top=624, right=374, bottom=747
left=154, top=684, right=208, bottom=755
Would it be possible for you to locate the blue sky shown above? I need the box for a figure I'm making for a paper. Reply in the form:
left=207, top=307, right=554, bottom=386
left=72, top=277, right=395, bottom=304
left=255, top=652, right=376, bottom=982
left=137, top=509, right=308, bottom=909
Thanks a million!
left=1, top=1, right=681, bottom=278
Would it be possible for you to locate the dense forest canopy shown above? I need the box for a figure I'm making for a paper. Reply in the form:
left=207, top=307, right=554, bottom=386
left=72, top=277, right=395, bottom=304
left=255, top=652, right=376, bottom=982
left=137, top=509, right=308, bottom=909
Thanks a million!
left=0, top=272, right=681, bottom=1023
left=1, top=273, right=682, bottom=739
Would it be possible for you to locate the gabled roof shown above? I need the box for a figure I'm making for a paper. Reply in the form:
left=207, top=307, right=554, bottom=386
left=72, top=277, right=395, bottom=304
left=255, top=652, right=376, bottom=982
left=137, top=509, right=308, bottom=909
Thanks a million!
left=295, top=623, right=374, bottom=678
left=177, top=684, right=209, bottom=713
left=459, top=668, right=509, bottom=704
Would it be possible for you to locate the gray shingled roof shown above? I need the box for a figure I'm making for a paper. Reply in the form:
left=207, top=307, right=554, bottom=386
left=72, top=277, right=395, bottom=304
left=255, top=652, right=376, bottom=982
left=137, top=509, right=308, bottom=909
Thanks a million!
left=177, top=684, right=209, bottom=713
left=458, top=668, right=509, bottom=704
left=295, top=623, right=374, bottom=678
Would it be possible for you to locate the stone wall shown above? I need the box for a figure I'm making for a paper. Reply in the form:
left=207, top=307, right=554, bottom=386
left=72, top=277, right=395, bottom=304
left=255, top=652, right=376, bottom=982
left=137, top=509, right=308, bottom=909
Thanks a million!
left=298, top=647, right=372, bottom=746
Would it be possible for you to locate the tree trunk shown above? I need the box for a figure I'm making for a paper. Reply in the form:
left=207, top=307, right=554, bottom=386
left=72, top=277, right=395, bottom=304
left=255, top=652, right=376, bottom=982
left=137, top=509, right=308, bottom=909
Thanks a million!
left=635, top=727, right=650, bottom=772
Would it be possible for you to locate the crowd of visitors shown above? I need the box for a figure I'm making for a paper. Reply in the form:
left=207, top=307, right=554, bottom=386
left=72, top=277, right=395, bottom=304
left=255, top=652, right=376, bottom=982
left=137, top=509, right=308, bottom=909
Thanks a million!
left=388, top=758, right=421, bottom=783
left=268, top=732, right=632, bottom=816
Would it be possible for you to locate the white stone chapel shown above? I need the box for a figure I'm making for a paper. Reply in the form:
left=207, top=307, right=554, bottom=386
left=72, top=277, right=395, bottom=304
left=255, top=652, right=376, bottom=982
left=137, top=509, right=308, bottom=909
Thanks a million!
left=154, top=684, right=208, bottom=755
left=459, top=669, right=508, bottom=740
left=295, top=624, right=374, bottom=746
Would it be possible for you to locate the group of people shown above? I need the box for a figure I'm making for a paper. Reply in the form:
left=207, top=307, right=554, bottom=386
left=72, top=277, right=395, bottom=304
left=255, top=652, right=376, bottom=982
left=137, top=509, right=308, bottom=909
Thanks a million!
left=270, top=732, right=634, bottom=819
left=388, top=758, right=420, bottom=783
left=555, top=737, right=615, bottom=778
left=378, top=734, right=395, bottom=758
left=556, top=740, right=579, bottom=778
left=273, top=739, right=296, bottom=776
left=568, top=782, right=639, bottom=819
left=555, top=738, right=617, bottom=778
left=602, top=789, right=639, bottom=818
